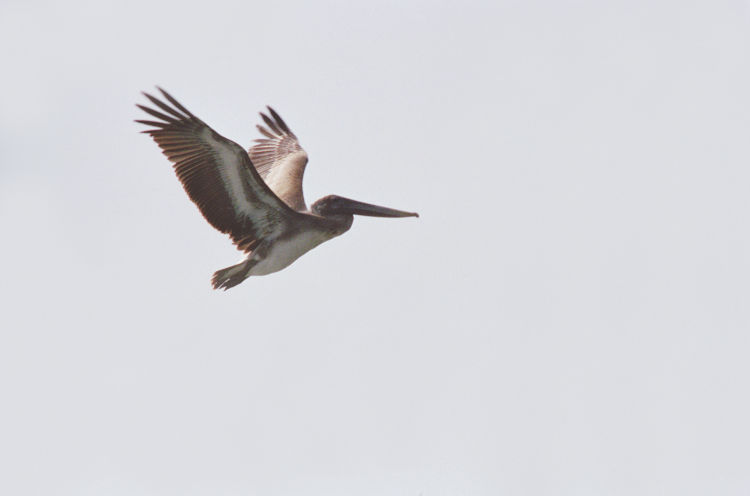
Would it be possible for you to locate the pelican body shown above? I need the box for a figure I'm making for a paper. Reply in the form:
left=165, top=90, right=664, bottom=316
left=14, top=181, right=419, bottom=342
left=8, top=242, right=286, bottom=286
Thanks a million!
left=136, top=88, right=418, bottom=290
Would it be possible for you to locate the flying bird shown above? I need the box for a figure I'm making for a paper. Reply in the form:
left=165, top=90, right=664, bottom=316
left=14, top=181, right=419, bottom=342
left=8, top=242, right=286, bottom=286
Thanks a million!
left=136, top=88, right=418, bottom=290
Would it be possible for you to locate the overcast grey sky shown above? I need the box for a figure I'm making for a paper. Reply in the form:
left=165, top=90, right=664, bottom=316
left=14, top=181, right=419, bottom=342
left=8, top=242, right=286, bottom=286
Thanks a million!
left=1, top=0, right=749, bottom=494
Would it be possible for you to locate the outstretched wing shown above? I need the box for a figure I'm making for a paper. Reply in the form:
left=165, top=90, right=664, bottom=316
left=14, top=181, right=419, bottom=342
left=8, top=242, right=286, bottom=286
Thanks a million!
left=248, top=107, right=309, bottom=211
left=136, top=88, right=298, bottom=253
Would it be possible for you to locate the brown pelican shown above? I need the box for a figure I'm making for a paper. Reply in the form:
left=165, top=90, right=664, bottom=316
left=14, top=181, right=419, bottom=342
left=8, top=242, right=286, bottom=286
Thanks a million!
left=136, top=88, right=418, bottom=290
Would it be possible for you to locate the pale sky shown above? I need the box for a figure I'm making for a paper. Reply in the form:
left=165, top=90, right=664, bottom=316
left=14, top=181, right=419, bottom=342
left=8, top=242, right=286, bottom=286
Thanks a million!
left=1, top=1, right=749, bottom=495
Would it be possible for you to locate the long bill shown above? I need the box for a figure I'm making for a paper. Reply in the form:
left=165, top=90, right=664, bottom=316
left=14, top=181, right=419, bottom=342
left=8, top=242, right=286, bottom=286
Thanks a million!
left=337, top=197, right=419, bottom=218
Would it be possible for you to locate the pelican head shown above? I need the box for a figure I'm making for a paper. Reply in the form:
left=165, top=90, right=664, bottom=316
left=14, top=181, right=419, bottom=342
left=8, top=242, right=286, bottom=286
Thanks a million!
left=311, top=195, right=419, bottom=219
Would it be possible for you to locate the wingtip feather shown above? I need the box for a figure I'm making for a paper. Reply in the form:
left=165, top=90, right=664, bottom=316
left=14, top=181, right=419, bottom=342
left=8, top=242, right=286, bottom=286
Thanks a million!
left=266, top=106, right=290, bottom=134
left=156, top=87, right=195, bottom=118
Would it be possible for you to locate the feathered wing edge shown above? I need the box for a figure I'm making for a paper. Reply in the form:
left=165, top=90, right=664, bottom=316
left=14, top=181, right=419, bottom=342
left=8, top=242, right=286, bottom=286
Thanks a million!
left=249, top=107, right=307, bottom=178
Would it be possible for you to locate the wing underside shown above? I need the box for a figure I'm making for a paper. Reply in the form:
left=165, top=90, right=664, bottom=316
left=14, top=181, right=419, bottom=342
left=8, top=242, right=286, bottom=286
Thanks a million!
left=136, top=88, right=299, bottom=252
left=248, top=107, right=309, bottom=211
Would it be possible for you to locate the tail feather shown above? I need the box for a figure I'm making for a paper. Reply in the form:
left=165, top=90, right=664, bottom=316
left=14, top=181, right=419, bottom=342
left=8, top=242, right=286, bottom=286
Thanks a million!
left=211, top=260, right=251, bottom=290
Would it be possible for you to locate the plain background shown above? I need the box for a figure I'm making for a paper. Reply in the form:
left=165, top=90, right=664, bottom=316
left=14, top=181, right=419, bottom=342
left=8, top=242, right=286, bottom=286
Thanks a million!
left=1, top=1, right=749, bottom=494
